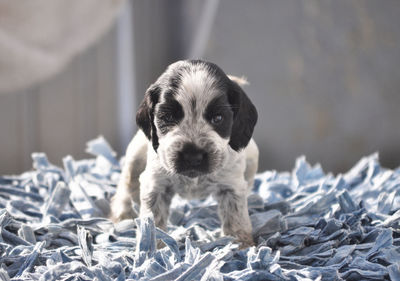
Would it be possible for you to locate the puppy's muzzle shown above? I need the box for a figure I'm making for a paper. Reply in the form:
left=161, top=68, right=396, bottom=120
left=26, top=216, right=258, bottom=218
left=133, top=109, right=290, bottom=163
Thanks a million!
left=176, top=143, right=209, bottom=177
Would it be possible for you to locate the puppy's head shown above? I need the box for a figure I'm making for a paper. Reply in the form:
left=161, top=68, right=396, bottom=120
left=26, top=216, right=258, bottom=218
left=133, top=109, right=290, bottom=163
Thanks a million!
left=136, top=60, right=257, bottom=178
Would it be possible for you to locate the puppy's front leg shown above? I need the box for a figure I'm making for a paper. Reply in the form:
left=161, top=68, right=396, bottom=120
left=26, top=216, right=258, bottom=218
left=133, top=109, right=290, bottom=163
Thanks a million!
left=111, top=132, right=148, bottom=222
left=139, top=175, right=174, bottom=231
left=214, top=183, right=254, bottom=248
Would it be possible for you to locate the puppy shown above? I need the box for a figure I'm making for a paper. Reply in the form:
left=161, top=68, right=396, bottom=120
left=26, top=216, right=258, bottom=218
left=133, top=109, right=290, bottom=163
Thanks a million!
left=111, top=59, right=258, bottom=247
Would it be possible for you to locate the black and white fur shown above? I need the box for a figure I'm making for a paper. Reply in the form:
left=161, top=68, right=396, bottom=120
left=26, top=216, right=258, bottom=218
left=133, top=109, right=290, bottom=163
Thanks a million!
left=111, top=60, right=258, bottom=247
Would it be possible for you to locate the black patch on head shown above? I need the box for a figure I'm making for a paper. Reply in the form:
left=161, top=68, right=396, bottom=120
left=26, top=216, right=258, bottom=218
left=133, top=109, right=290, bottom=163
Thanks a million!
left=136, top=84, right=161, bottom=150
left=169, top=75, right=182, bottom=90
left=155, top=94, right=184, bottom=135
left=204, top=94, right=234, bottom=139
left=165, top=62, right=192, bottom=91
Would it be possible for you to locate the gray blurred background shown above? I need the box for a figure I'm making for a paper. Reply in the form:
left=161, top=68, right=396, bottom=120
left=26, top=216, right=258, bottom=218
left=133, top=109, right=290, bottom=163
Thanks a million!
left=1, top=0, right=399, bottom=174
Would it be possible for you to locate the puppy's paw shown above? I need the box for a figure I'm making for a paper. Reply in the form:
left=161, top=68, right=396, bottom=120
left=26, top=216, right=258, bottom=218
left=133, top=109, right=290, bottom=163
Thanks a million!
left=110, top=195, right=137, bottom=222
left=235, top=234, right=255, bottom=249
left=223, top=227, right=255, bottom=249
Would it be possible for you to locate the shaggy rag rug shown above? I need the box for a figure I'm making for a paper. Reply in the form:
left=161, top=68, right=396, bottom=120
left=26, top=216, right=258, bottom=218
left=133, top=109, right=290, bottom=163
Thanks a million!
left=1, top=136, right=400, bottom=280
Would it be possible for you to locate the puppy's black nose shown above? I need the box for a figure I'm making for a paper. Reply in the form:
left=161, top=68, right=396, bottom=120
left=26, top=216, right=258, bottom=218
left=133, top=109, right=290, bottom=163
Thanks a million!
left=179, top=143, right=207, bottom=169
left=182, top=150, right=204, bottom=165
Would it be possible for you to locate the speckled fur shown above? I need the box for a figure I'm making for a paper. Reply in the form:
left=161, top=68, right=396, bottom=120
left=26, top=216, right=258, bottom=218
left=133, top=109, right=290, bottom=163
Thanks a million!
left=111, top=60, right=258, bottom=247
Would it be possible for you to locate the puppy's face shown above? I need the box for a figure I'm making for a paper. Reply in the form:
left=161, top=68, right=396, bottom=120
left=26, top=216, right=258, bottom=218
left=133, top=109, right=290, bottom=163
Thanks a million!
left=136, top=60, right=257, bottom=178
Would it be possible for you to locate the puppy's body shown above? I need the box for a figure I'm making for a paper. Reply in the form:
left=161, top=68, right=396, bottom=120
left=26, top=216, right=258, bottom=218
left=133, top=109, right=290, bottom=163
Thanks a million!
left=111, top=60, right=258, bottom=247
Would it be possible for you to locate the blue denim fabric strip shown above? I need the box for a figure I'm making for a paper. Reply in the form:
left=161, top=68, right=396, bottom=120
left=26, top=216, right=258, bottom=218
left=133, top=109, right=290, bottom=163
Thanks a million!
left=0, top=137, right=399, bottom=280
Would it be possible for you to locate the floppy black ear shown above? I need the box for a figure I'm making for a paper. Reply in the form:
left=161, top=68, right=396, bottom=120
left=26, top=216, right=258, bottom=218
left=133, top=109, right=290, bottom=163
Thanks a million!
left=136, top=84, right=161, bottom=150
left=227, top=80, right=258, bottom=151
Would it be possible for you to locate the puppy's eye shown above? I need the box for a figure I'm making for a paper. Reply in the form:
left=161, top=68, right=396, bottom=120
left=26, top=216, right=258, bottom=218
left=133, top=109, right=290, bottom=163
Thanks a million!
left=161, top=113, right=175, bottom=122
left=211, top=114, right=223, bottom=124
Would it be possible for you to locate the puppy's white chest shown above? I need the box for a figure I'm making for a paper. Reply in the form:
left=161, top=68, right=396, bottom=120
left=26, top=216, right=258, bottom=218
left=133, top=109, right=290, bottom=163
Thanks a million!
left=173, top=175, right=217, bottom=200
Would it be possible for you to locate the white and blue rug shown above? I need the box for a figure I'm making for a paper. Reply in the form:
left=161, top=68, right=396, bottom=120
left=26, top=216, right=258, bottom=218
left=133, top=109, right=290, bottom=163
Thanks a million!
left=1, top=136, right=399, bottom=280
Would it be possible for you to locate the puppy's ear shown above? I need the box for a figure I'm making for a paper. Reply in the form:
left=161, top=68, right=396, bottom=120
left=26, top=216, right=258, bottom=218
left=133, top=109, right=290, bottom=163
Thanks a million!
left=227, top=80, right=258, bottom=151
left=136, top=84, right=161, bottom=150
left=227, top=75, right=249, bottom=87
